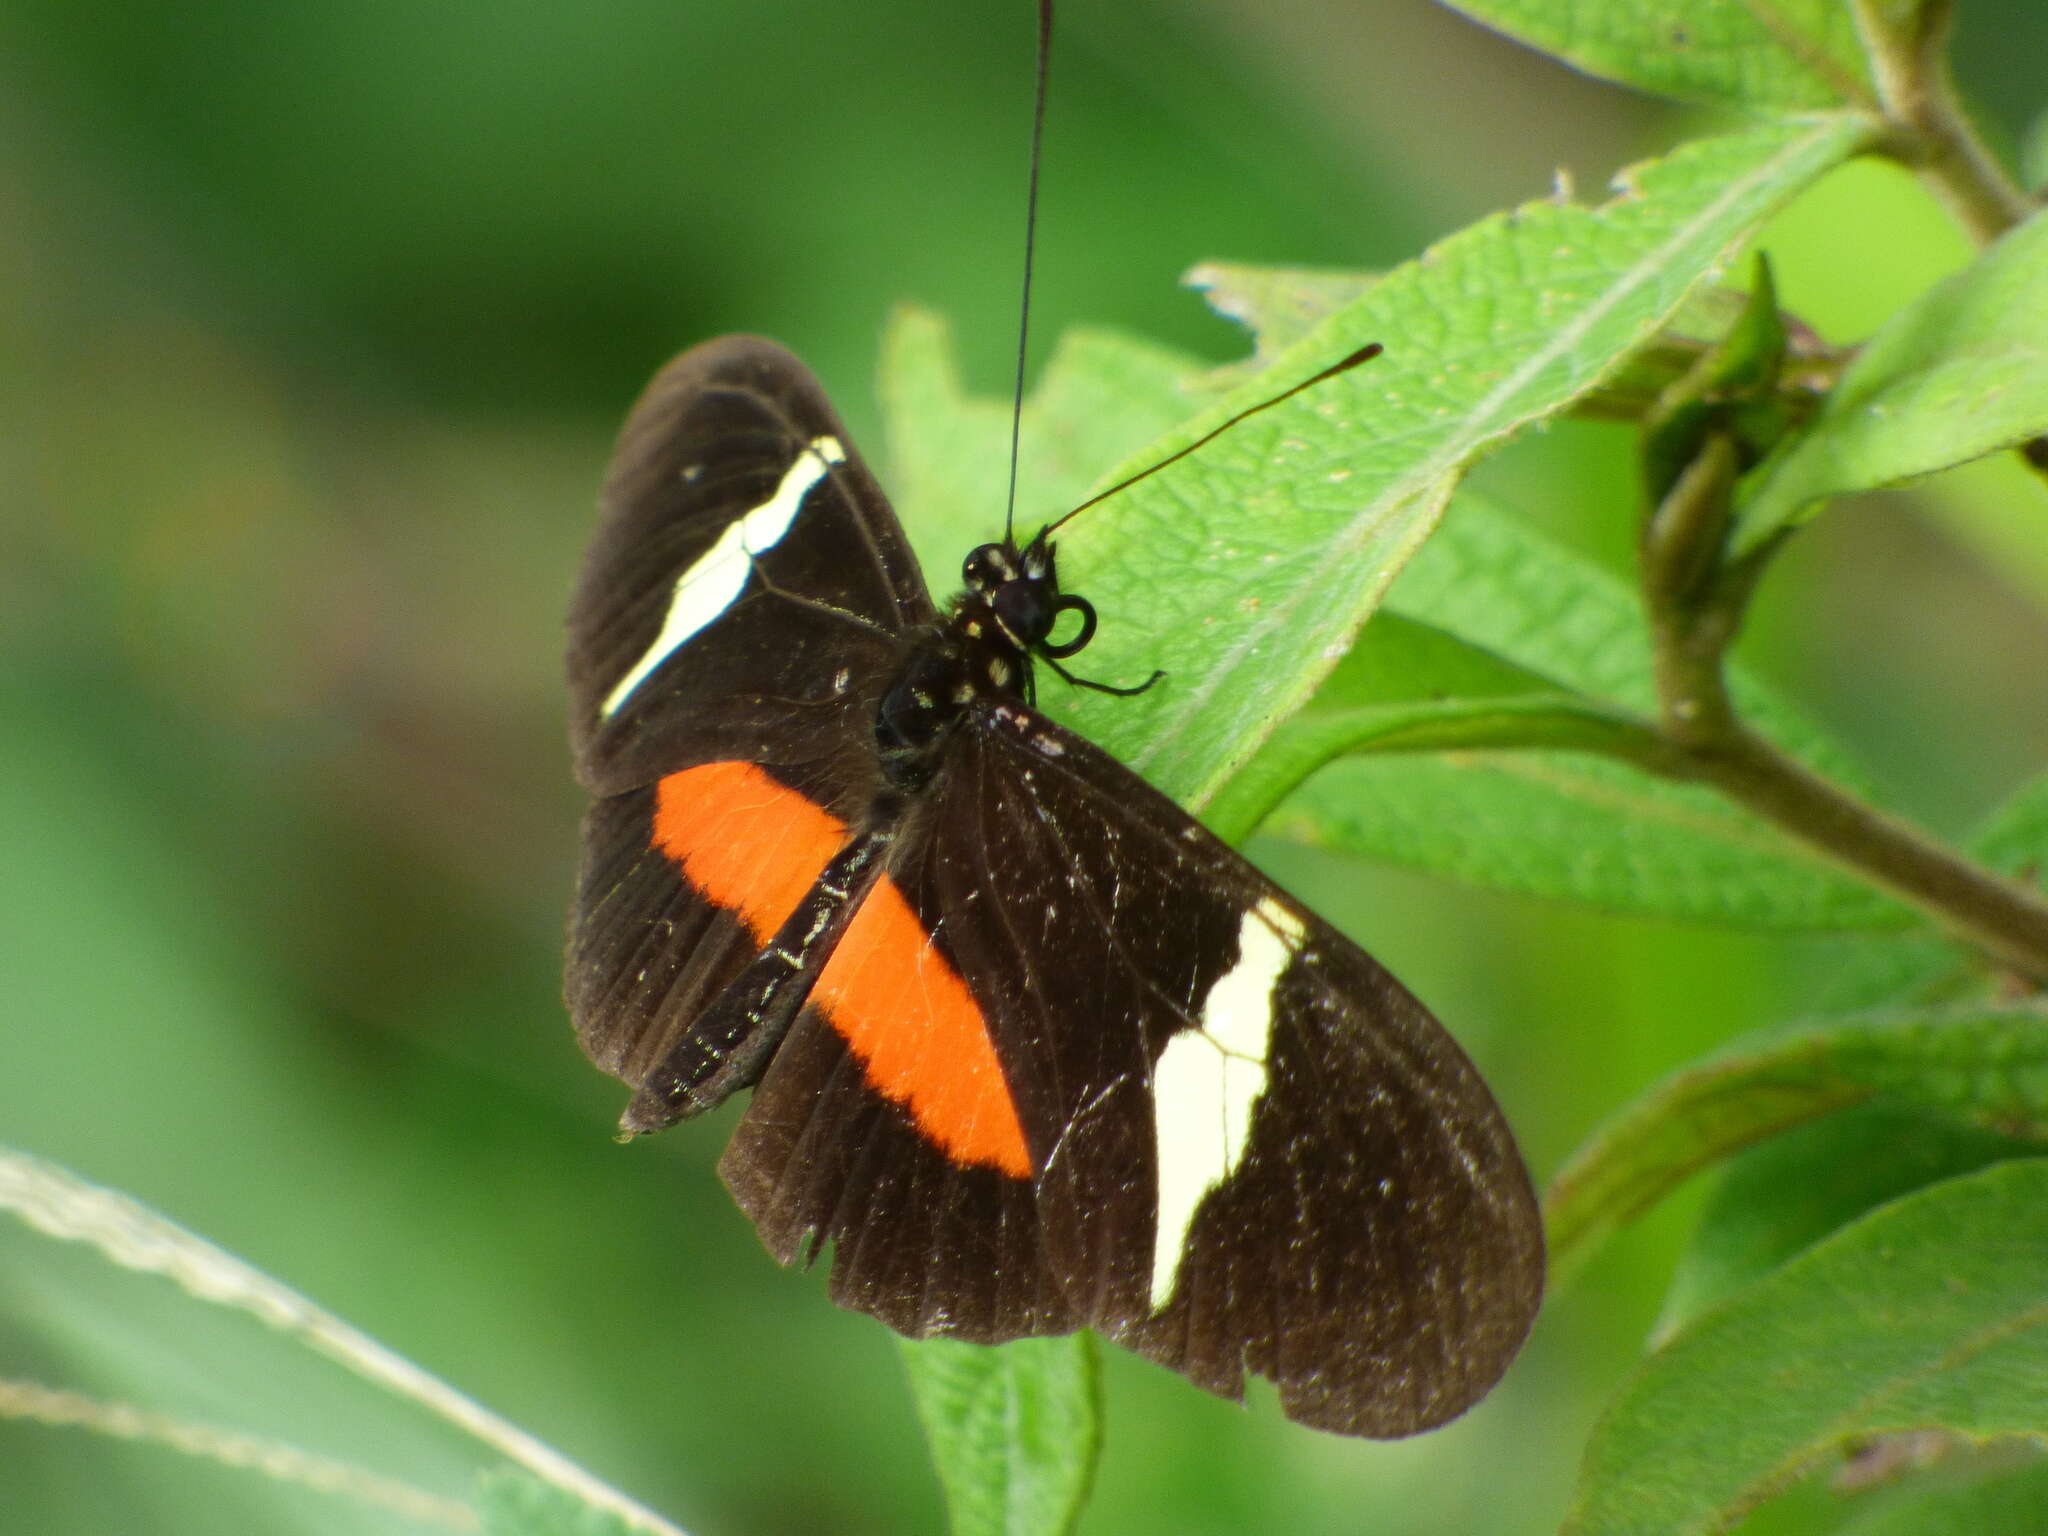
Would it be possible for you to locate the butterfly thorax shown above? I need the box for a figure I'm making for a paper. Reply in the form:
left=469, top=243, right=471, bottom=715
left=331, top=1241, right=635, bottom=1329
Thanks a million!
left=874, top=529, right=1086, bottom=790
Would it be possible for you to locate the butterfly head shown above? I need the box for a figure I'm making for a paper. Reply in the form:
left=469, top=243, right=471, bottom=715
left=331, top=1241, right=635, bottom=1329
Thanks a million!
left=962, top=528, right=1098, bottom=664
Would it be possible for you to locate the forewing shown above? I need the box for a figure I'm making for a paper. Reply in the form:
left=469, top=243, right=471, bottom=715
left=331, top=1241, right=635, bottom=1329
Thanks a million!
left=568, top=784, right=760, bottom=1090
left=567, top=333, right=933, bottom=800
left=915, top=703, right=1543, bottom=1437
left=566, top=335, right=930, bottom=1112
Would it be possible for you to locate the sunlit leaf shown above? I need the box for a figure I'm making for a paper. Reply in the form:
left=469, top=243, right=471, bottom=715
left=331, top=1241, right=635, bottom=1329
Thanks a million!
left=1190, top=265, right=1813, bottom=425
left=891, top=119, right=1872, bottom=814
left=1182, top=261, right=1377, bottom=373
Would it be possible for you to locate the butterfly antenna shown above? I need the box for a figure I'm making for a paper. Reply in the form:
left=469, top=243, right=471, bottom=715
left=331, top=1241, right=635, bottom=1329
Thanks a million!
left=1004, top=0, right=1054, bottom=548
left=1041, top=341, right=1385, bottom=538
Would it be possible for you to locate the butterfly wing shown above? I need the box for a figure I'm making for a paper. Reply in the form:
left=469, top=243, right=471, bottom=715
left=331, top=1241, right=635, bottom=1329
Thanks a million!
left=566, top=336, right=1540, bottom=1434
left=719, top=1005, right=1078, bottom=1340
left=567, top=333, right=933, bottom=800
left=566, top=337, right=934, bottom=1100
left=907, top=704, right=1543, bottom=1436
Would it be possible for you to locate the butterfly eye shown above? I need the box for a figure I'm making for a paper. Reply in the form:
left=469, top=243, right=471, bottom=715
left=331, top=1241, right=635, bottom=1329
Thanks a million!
left=962, top=543, right=1011, bottom=592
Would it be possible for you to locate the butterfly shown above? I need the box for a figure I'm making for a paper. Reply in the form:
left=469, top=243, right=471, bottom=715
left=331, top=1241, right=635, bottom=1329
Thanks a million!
left=564, top=333, right=1542, bottom=1436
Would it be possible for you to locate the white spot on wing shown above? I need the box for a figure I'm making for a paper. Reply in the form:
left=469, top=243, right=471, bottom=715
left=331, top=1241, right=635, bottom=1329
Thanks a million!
left=601, top=435, right=847, bottom=716
left=1146, top=897, right=1303, bottom=1311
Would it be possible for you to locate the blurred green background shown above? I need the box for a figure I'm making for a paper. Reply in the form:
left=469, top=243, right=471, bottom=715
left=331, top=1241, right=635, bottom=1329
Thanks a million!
left=6, top=1, right=2048, bottom=1532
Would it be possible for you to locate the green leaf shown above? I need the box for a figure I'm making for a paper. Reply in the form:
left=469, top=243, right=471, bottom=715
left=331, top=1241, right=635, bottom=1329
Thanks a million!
left=1274, top=751, right=1912, bottom=927
left=1972, top=770, right=2048, bottom=878
left=1739, top=206, right=2048, bottom=551
left=888, top=119, right=1871, bottom=816
left=1775, top=927, right=1973, bottom=1017
left=1252, top=496, right=1909, bottom=927
left=477, top=1471, right=643, bottom=1536
left=1192, top=265, right=1823, bottom=426
left=1387, top=493, right=1854, bottom=741
left=0, top=1149, right=683, bottom=1536
left=900, top=1337, right=1100, bottom=1536
left=1563, top=1160, right=2048, bottom=1536
left=1199, top=611, right=1661, bottom=845
left=1835, top=1458, right=2048, bottom=1536
left=1438, top=0, right=1876, bottom=112
left=1182, top=261, right=1377, bottom=372
left=881, top=311, right=1205, bottom=582
left=1657, top=1098, right=2047, bottom=1338
left=895, top=278, right=1900, bottom=926
left=1641, top=253, right=1793, bottom=506
left=1543, top=1001, right=2048, bottom=1281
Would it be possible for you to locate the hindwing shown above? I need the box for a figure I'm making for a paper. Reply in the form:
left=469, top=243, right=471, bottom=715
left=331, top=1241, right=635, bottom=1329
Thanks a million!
left=891, top=704, right=1542, bottom=1434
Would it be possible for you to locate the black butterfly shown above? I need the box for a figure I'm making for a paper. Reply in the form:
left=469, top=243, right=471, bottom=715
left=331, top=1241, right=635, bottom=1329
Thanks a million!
left=565, top=334, right=1542, bottom=1436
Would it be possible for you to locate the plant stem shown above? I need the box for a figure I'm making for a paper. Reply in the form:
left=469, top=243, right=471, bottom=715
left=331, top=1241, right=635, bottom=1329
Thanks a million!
left=1634, top=429, right=2048, bottom=985
left=1660, top=722, right=2048, bottom=985
left=1567, top=5, right=2048, bottom=984
left=1855, top=0, right=2037, bottom=245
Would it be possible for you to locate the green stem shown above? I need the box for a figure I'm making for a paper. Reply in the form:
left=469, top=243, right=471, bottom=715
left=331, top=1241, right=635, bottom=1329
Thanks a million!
left=1566, top=5, right=2048, bottom=980
left=1659, top=722, right=2048, bottom=985
left=1854, top=0, right=2036, bottom=245
left=1634, top=429, right=2048, bottom=983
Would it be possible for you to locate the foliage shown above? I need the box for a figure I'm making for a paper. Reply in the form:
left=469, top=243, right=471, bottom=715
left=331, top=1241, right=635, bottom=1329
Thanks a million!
left=6, top=1, right=2048, bottom=1534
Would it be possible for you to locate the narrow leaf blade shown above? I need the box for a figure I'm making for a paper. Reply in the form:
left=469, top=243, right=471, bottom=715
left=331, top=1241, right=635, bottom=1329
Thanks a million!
left=901, top=1336, right=1100, bottom=1536
left=477, top=1472, right=644, bottom=1536
left=1544, top=1001, right=2048, bottom=1280
left=0, top=1150, right=683, bottom=1536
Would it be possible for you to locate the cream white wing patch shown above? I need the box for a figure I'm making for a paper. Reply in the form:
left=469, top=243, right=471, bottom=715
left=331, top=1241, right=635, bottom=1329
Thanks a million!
left=1147, top=896, right=1305, bottom=1309
left=601, top=435, right=848, bottom=717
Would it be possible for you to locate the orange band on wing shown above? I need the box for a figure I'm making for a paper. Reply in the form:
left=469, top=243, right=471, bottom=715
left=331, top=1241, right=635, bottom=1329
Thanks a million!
left=651, top=759, right=1030, bottom=1179
left=652, top=761, right=844, bottom=941
left=816, top=883, right=1032, bottom=1178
